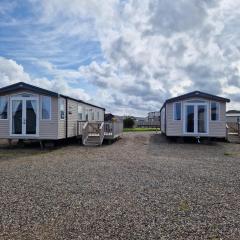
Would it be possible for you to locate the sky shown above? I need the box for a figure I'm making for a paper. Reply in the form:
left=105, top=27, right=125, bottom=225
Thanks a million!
left=0, top=0, right=240, bottom=116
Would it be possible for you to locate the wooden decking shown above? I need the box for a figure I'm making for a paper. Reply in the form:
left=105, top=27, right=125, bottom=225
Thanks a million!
left=77, top=121, right=123, bottom=146
left=103, top=122, right=123, bottom=139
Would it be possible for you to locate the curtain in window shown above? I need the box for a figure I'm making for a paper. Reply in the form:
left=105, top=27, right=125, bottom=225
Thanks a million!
left=26, top=100, right=37, bottom=134
left=31, top=101, right=37, bottom=115
left=12, top=100, right=22, bottom=134
left=0, top=97, right=8, bottom=119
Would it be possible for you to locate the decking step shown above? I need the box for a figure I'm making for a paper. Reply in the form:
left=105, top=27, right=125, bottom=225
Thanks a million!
left=87, top=136, right=100, bottom=140
left=228, top=134, right=240, bottom=143
left=84, top=141, right=101, bottom=146
left=84, top=136, right=101, bottom=146
left=86, top=141, right=100, bottom=144
left=85, top=143, right=100, bottom=146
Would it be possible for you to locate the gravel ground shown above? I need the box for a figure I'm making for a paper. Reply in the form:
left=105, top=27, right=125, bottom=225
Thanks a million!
left=0, top=132, right=240, bottom=240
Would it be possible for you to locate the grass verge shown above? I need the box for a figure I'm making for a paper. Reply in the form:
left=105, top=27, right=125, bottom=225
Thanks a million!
left=124, top=128, right=160, bottom=132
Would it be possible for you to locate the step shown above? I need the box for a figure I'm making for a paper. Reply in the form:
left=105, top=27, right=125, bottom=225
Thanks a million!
left=228, top=135, right=240, bottom=143
left=86, top=138, right=100, bottom=143
left=86, top=142, right=100, bottom=144
left=228, top=135, right=240, bottom=139
left=84, top=142, right=101, bottom=146
left=87, top=136, right=100, bottom=141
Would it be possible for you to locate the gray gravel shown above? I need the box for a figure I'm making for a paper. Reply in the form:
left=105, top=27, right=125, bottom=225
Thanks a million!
left=0, top=132, right=240, bottom=240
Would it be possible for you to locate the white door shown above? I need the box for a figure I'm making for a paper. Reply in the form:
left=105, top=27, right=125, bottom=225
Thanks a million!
left=184, top=103, right=208, bottom=135
left=10, top=97, right=39, bottom=136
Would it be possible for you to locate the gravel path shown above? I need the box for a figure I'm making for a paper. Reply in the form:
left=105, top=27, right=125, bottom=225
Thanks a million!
left=0, top=132, right=240, bottom=239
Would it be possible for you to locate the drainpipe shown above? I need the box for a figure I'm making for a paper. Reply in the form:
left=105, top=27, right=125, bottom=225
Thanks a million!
left=159, top=110, right=161, bottom=132
left=165, top=106, right=167, bottom=134
left=66, top=98, right=68, bottom=139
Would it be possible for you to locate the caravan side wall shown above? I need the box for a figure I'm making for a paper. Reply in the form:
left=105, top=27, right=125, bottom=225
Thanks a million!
left=209, top=102, right=226, bottom=137
left=160, top=108, right=166, bottom=134
left=227, top=116, right=240, bottom=123
left=0, top=93, right=9, bottom=138
left=166, top=98, right=226, bottom=138
left=39, top=96, right=58, bottom=139
left=166, top=102, right=183, bottom=136
left=58, top=97, right=105, bottom=139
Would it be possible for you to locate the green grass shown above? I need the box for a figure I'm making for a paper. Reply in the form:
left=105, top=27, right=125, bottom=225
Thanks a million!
left=224, top=152, right=233, bottom=156
left=178, top=200, right=190, bottom=212
left=123, top=128, right=160, bottom=132
left=224, top=152, right=239, bottom=157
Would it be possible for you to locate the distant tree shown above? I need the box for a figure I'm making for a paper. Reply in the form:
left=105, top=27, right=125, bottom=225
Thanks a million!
left=124, top=116, right=135, bottom=128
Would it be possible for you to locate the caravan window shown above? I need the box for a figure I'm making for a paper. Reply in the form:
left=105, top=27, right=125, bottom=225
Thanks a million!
left=173, top=102, right=181, bottom=120
left=78, top=105, right=83, bottom=120
left=42, top=96, right=51, bottom=120
left=0, top=96, right=8, bottom=119
left=211, top=102, right=220, bottom=121
left=60, top=99, right=65, bottom=120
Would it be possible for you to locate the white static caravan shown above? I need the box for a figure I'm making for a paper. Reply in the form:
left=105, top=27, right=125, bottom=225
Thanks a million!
left=160, top=91, right=230, bottom=139
left=226, top=110, right=240, bottom=123
left=0, top=82, right=111, bottom=145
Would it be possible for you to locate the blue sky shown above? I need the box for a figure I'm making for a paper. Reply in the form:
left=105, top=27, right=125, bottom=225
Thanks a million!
left=0, top=0, right=240, bottom=116
left=0, top=0, right=101, bottom=95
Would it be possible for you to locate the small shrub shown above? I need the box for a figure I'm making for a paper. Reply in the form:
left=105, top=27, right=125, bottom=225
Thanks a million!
left=124, top=117, right=135, bottom=128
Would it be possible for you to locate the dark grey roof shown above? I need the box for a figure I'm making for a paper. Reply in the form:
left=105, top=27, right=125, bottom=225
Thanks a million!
left=0, top=82, right=59, bottom=97
left=226, top=110, right=240, bottom=114
left=160, top=91, right=230, bottom=111
left=0, top=82, right=105, bottom=110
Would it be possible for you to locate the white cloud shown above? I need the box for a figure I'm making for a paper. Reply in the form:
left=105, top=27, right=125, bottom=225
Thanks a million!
left=79, top=0, right=240, bottom=113
left=0, top=57, right=90, bottom=101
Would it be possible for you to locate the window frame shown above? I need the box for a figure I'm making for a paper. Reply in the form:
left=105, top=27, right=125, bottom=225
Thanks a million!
left=41, top=96, right=51, bottom=120
left=78, top=105, right=83, bottom=121
left=210, top=101, right=220, bottom=121
left=0, top=96, right=8, bottom=120
left=173, top=102, right=182, bottom=121
left=59, top=98, right=65, bottom=120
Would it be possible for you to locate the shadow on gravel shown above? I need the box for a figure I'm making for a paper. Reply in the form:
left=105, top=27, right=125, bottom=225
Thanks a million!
left=149, top=133, right=170, bottom=145
left=0, top=136, right=123, bottom=161
left=0, top=140, right=53, bottom=161
left=149, top=133, right=221, bottom=146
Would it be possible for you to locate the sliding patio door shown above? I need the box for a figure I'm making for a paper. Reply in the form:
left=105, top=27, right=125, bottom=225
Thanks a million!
left=197, top=105, right=207, bottom=133
left=186, top=105, right=194, bottom=133
left=12, top=100, right=23, bottom=135
left=11, top=97, right=39, bottom=136
left=184, top=103, right=208, bottom=135
left=26, top=100, right=37, bottom=135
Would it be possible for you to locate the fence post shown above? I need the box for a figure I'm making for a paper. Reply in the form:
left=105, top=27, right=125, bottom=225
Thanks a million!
left=237, top=117, right=240, bottom=136
left=112, top=122, right=115, bottom=137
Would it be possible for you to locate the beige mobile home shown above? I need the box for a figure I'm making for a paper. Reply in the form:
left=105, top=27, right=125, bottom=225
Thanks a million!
left=160, top=91, right=230, bottom=139
left=0, top=82, right=122, bottom=146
